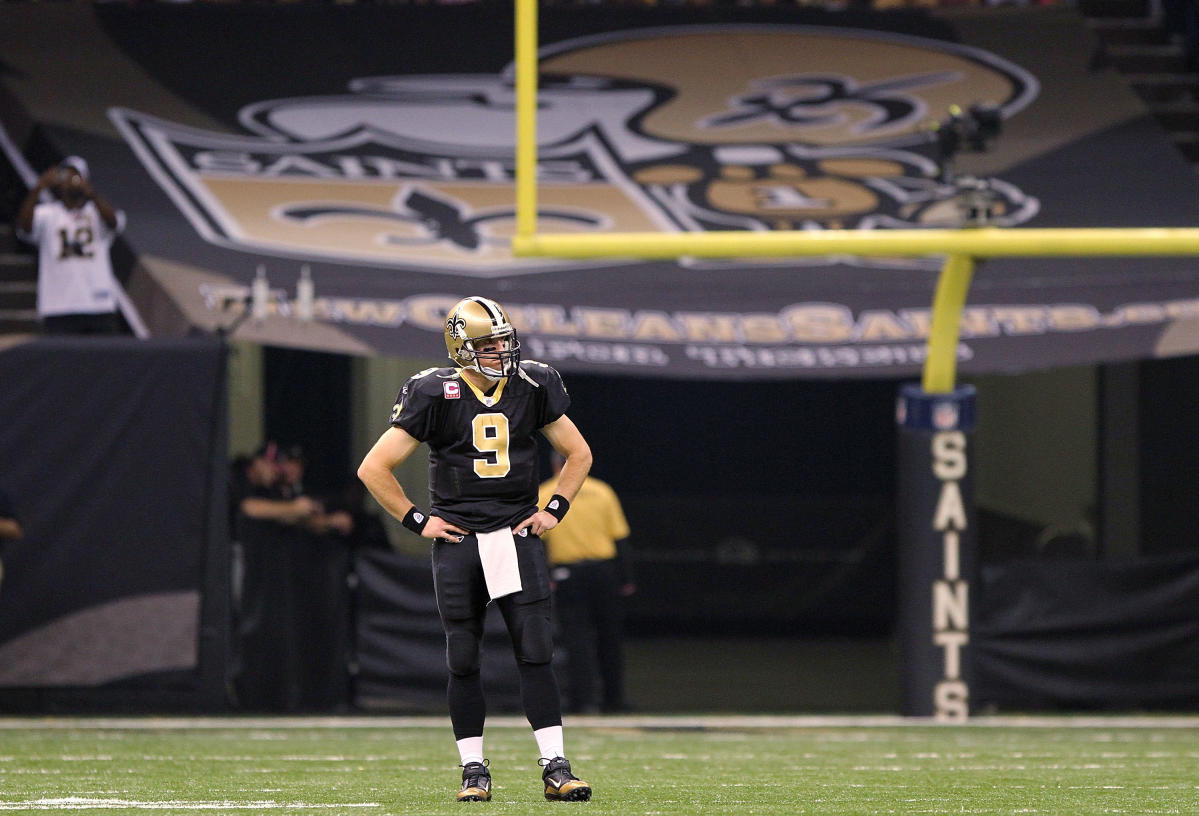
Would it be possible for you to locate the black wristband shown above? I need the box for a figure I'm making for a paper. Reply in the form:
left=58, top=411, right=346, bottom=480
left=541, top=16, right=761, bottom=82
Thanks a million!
left=402, top=506, right=429, bottom=535
left=543, top=494, right=570, bottom=522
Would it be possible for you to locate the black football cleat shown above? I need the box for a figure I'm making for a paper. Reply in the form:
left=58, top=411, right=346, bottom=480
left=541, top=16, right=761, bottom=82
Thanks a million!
left=540, top=756, right=591, bottom=802
left=457, top=760, right=492, bottom=802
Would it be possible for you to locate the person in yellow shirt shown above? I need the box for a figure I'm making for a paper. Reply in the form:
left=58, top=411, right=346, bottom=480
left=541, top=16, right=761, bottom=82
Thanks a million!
left=539, top=453, right=634, bottom=714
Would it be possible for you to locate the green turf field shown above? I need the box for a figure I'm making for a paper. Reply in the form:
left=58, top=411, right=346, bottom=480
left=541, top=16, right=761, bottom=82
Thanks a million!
left=0, top=716, right=1196, bottom=814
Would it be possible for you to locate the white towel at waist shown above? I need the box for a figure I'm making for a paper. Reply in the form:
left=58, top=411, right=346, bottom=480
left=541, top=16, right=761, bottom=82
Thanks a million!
left=477, top=528, right=522, bottom=600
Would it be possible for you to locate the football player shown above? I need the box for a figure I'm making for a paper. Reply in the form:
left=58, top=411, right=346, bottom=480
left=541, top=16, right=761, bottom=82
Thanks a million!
left=358, top=296, right=594, bottom=803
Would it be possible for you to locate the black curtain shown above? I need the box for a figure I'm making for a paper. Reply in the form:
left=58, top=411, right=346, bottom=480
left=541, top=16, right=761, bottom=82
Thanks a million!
left=975, top=554, right=1199, bottom=710
left=0, top=337, right=229, bottom=711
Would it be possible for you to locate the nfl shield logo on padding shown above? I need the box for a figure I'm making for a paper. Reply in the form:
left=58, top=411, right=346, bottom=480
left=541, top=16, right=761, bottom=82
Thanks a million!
left=443, top=381, right=461, bottom=399
left=932, top=401, right=959, bottom=430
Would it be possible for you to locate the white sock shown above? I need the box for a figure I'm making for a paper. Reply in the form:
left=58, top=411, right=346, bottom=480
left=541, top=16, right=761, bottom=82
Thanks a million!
left=533, top=725, right=564, bottom=762
left=456, top=736, right=484, bottom=765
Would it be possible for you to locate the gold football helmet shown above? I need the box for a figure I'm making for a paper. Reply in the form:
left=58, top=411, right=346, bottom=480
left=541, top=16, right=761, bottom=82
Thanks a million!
left=444, top=296, right=521, bottom=380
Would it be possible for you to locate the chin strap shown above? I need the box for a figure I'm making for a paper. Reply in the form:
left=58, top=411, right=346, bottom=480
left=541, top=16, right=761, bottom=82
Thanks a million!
left=476, top=363, right=505, bottom=382
left=476, top=359, right=523, bottom=382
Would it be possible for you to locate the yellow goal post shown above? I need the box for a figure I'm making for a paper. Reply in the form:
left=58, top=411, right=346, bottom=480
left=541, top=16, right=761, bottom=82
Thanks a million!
left=510, top=0, right=1199, bottom=392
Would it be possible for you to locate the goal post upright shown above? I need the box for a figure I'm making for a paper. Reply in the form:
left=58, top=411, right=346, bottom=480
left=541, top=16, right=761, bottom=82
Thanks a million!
left=924, top=254, right=975, bottom=394
left=514, top=0, right=538, bottom=240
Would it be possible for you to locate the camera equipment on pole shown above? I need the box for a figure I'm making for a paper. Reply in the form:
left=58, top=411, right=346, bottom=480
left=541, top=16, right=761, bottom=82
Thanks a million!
left=929, top=104, right=1003, bottom=227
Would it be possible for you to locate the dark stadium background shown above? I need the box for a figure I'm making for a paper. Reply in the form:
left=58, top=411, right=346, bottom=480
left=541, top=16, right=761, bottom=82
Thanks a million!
left=4, top=0, right=1199, bottom=715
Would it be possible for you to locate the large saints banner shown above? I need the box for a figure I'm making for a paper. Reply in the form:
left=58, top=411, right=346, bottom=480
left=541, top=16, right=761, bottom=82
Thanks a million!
left=3, top=3, right=1199, bottom=378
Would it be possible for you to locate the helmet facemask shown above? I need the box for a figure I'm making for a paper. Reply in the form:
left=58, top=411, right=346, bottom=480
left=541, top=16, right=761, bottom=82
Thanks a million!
left=460, top=329, right=521, bottom=381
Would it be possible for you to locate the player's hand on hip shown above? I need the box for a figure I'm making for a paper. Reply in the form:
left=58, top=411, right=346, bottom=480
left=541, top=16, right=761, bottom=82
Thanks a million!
left=426, top=515, right=467, bottom=542
left=514, top=510, right=558, bottom=538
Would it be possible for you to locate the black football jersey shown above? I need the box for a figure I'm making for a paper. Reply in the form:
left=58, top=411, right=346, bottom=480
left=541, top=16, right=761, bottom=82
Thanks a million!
left=390, top=361, right=571, bottom=531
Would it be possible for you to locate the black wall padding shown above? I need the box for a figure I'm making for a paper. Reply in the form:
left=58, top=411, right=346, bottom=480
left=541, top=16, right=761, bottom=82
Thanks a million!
left=974, top=554, right=1199, bottom=710
left=0, top=337, right=229, bottom=712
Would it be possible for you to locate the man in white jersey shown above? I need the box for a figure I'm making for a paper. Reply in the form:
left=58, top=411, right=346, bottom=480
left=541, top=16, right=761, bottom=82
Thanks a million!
left=17, top=157, right=127, bottom=335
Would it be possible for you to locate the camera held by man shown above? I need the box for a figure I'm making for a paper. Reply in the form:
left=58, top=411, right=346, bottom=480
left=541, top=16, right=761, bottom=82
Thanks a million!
left=16, top=156, right=128, bottom=335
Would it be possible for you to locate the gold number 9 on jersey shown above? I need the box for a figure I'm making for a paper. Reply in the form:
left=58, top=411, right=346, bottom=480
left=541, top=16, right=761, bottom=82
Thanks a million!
left=472, top=413, right=511, bottom=478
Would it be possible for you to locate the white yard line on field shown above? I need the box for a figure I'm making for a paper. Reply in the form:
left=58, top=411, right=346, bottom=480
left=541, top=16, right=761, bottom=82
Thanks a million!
left=0, top=714, right=1197, bottom=730
left=0, top=799, right=379, bottom=811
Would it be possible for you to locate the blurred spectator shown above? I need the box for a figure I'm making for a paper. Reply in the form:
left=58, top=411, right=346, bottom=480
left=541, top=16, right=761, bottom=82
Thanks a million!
left=1036, top=523, right=1096, bottom=560
left=538, top=453, right=635, bottom=714
left=231, top=442, right=320, bottom=530
left=276, top=443, right=308, bottom=498
left=0, top=485, right=21, bottom=544
left=295, top=477, right=391, bottom=712
left=16, top=156, right=127, bottom=336
left=230, top=441, right=318, bottom=711
left=1163, top=0, right=1199, bottom=70
left=334, top=479, right=391, bottom=552
left=0, top=485, right=23, bottom=597
left=230, top=441, right=362, bottom=711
